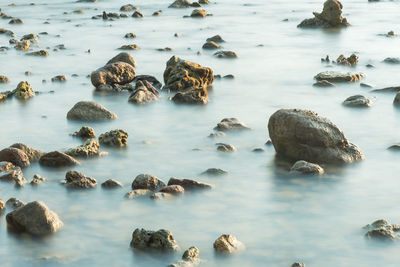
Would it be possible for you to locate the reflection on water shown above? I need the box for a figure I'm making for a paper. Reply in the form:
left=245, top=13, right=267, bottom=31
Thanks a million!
left=1, top=0, right=400, bottom=266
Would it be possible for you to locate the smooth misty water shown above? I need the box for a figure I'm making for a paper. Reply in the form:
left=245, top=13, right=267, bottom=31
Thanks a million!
left=1, top=0, right=400, bottom=266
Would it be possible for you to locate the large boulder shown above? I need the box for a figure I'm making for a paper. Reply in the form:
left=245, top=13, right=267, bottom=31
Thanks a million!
left=0, top=148, right=30, bottom=168
left=39, top=151, right=80, bottom=167
left=298, top=0, right=349, bottom=28
left=132, top=174, right=166, bottom=191
left=67, top=101, right=117, bottom=121
left=91, top=62, right=136, bottom=88
left=6, top=201, right=63, bottom=235
left=268, top=109, right=364, bottom=164
left=130, top=228, right=179, bottom=252
left=106, top=52, right=137, bottom=68
left=10, top=143, right=44, bottom=162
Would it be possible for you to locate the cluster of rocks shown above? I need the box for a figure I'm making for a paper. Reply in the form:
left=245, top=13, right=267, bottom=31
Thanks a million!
left=321, top=54, right=359, bottom=67
left=0, top=81, right=35, bottom=102
left=298, top=0, right=349, bottom=28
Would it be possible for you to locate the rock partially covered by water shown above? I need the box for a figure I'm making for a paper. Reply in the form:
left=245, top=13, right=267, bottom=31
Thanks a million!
left=10, top=143, right=44, bottom=162
left=292, top=263, right=306, bottom=267
left=99, top=129, right=128, bottom=147
left=207, top=35, right=224, bottom=43
left=6, top=201, right=63, bottom=235
left=213, top=234, right=244, bottom=254
left=314, top=71, right=364, bottom=83
left=67, top=101, right=117, bottom=121
left=91, top=62, right=136, bottom=88
left=168, top=178, right=212, bottom=190
left=134, top=75, right=162, bottom=89
left=120, top=4, right=138, bottom=11
left=298, top=0, right=349, bottom=28
left=0, top=75, right=10, bottom=83
left=172, top=86, right=208, bottom=105
left=65, top=170, right=97, bottom=189
left=39, top=151, right=80, bottom=167
left=0, top=198, right=4, bottom=213
left=27, top=50, right=49, bottom=56
left=130, top=228, right=179, bottom=252
left=72, top=126, right=96, bottom=139
left=0, top=148, right=30, bottom=168
left=343, top=95, right=372, bottom=107
left=169, top=0, right=193, bottom=8
left=336, top=54, right=358, bottom=66
left=132, top=174, right=166, bottom=191
left=125, top=189, right=152, bottom=199
left=214, top=51, right=238, bottom=58
left=0, top=162, right=26, bottom=186
left=202, top=41, right=222, bottom=50
left=290, top=160, right=324, bottom=175
left=13, top=81, right=35, bottom=100
left=364, top=219, right=400, bottom=241
left=160, top=185, right=185, bottom=195
left=6, top=198, right=25, bottom=210
left=65, top=139, right=100, bottom=158
left=214, top=118, right=250, bottom=131
left=268, top=109, right=364, bottom=164
left=216, top=143, right=236, bottom=153
left=191, top=9, right=206, bottom=18
left=170, top=246, right=200, bottom=267
left=101, top=179, right=123, bottom=188
left=201, top=168, right=227, bottom=176
left=106, top=52, right=137, bottom=68
left=128, top=80, right=159, bottom=104
left=163, top=56, right=214, bottom=92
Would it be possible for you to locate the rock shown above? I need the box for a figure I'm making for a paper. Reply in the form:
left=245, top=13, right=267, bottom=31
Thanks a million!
left=0, top=75, right=9, bottom=83
left=120, top=4, right=137, bottom=11
left=252, top=148, right=264, bottom=152
left=130, top=228, right=179, bottom=252
left=131, top=174, right=166, bottom=191
left=6, top=198, right=25, bottom=209
left=182, top=246, right=200, bottom=261
left=65, top=170, right=97, bottom=189
left=336, top=54, right=358, bottom=66
left=91, top=62, right=136, bottom=88
left=10, top=143, right=44, bottom=162
left=383, top=57, right=400, bottom=64
left=314, top=71, right=364, bottom=82
left=65, top=139, right=100, bottom=158
left=27, top=50, right=49, bottom=56
left=129, top=80, right=159, bottom=104
left=30, top=174, right=45, bottom=186
left=360, top=83, right=373, bottom=88
left=292, top=263, right=306, bottom=267
left=9, top=18, right=23, bottom=24
left=124, top=32, right=136, bottom=39
left=394, top=93, right=400, bottom=106
left=290, top=160, right=324, bottom=175
left=365, top=227, right=396, bottom=241
left=13, top=81, right=35, bottom=100
left=51, top=75, right=67, bottom=82
left=343, top=95, right=372, bottom=107
left=268, top=109, right=364, bottom=164
left=21, top=33, right=39, bottom=42
left=0, top=28, right=14, bottom=37
left=0, top=198, right=4, bottom=212
left=159, top=185, right=185, bottom=195
left=67, top=101, right=117, bottom=121
left=168, top=178, right=212, bottom=190
left=214, top=118, right=250, bottom=131
left=315, top=79, right=334, bottom=88
left=0, top=148, right=30, bottom=168
left=134, top=75, right=162, bottom=89
left=213, top=234, right=244, bottom=254
left=201, top=168, right=227, bottom=176
left=150, top=192, right=174, bottom=200
left=206, top=35, right=224, bottom=43
left=163, top=55, right=214, bottom=91
left=101, top=179, right=123, bottom=188
left=119, top=44, right=140, bottom=50
left=202, top=41, right=221, bottom=50
left=172, top=86, right=208, bottom=105
left=216, top=143, right=236, bottom=152
left=298, top=0, right=349, bottom=28
left=0, top=162, right=26, bottom=186
left=214, top=51, right=238, bottom=58
left=169, top=0, right=193, bottom=8
left=99, top=129, right=128, bottom=147
left=191, top=9, right=206, bottom=17
left=15, top=40, right=30, bottom=51
left=72, top=126, right=96, bottom=139
left=6, top=201, right=63, bottom=235
left=208, top=131, right=226, bottom=138
left=372, top=86, right=400, bottom=93
left=132, top=11, right=143, bottom=18
left=125, top=189, right=152, bottom=199
left=0, top=93, right=7, bottom=101
left=106, top=52, right=137, bottom=68
left=152, top=11, right=161, bottom=16
left=39, top=151, right=79, bottom=167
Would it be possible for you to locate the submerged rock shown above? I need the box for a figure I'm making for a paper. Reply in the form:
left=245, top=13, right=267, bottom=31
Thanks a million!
left=120, top=4, right=138, bottom=11
left=314, top=71, right=364, bottom=83
left=27, top=50, right=49, bottom=56
left=168, top=178, right=212, bottom=190
left=313, top=80, right=335, bottom=87
left=0, top=162, right=26, bottom=186
left=213, top=234, right=244, bottom=254
left=124, top=32, right=136, bottom=39
left=201, top=168, right=227, bottom=176
left=268, top=109, right=364, bottom=164
left=65, top=170, right=97, bottom=189
left=99, top=129, right=128, bottom=147
left=292, top=263, right=306, bottom=267
left=119, top=44, right=140, bottom=50
left=214, top=51, right=238, bottom=58
left=39, top=151, right=79, bottom=167
left=130, top=228, right=179, bottom=252
left=51, top=75, right=67, bottom=82
left=159, top=185, right=185, bottom=195
left=214, top=118, right=250, bottom=131
left=72, top=126, right=96, bottom=139
left=169, top=0, right=193, bottom=8
left=65, top=139, right=100, bottom=158
left=125, top=189, right=152, bottom=199
left=91, top=62, right=136, bottom=88
left=0, top=148, right=30, bottom=168
left=101, top=179, right=123, bottom=188
left=15, top=40, right=30, bottom=51
left=207, top=35, right=224, bottom=43
left=6, top=198, right=25, bottom=210
left=150, top=192, right=174, bottom=200
left=13, top=81, right=35, bottom=100
left=132, top=174, right=166, bottom=191
left=128, top=80, right=159, bottom=104
left=298, top=0, right=349, bottom=28
left=0, top=75, right=10, bottom=83
left=10, top=143, right=44, bottom=162
left=290, top=160, right=324, bottom=175
left=106, top=52, right=137, bottom=68
left=216, top=143, right=236, bottom=152
left=134, top=75, right=162, bottom=89
left=343, top=95, right=372, bottom=107
left=67, top=101, right=117, bottom=121
left=383, top=57, right=400, bottom=64
left=202, top=41, right=221, bottom=50
left=132, top=11, right=143, bottom=18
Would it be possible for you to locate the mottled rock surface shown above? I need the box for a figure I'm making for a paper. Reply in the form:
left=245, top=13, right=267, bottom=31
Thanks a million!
left=39, top=151, right=79, bottom=167
left=67, top=101, right=117, bottom=121
left=65, top=170, right=97, bottom=189
left=106, top=52, right=137, bottom=68
left=99, top=129, right=128, bottom=147
left=91, top=62, right=136, bottom=88
left=130, top=228, right=179, bottom=252
left=72, top=126, right=96, bottom=139
left=132, top=174, right=166, bottom=191
left=65, top=139, right=100, bottom=158
left=213, top=234, right=244, bottom=253
left=10, top=143, right=44, bottom=162
left=0, top=148, right=30, bottom=168
left=168, top=178, right=212, bottom=190
left=298, top=0, right=349, bottom=28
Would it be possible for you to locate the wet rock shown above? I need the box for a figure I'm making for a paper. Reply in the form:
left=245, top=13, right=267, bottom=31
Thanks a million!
left=6, top=198, right=25, bottom=210
left=0, top=93, right=7, bottom=101
left=268, top=109, right=364, bottom=164
left=124, top=32, right=136, bottom=39
left=208, top=131, right=226, bottom=138
left=51, top=75, right=67, bottom=82
left=156, top=47, right=173, bottom=52
left=214, top=118, right=250, bottom=131
left=336, top=54, right=358, bottom=66
left=118, top=44, right=140, bottom=50
left=21, top=33, right=39, bottom=42
left=290, top=160, right=324, bottom=175
left=393, top=93, right=400, bottom=106
left=292, top=263, right=306, bottom=267
left=129, top=80, right=159, bottom=104
left=202, top=41, right=221, bottom=50
left=99, top=129, right=128, bottom=147
left=0, top=148, right=30, bottom=168
left=160, top=185, right=185, bottom=195
left=168, top=178, right=212, bottom=190
left=150, top=192, right=174, bottom=200
left=343, top=95, right=372, bottom=107
left=132, top=11, right=143, bottom=18
left=65, top=170, right=97, bottom=189
left=216, top=143, right=236, bottom=152
left=39, top=151, right=79, bottom=167
left=372, top=86, right=400, bottom=93
left=298, top=0, right=349, bottom=28
left=252, top=148, right=264, bottom=152
left=201, top=168, right=227, bottom=176
left=0, top=75, right=10, bottom=83
left=65, top=139, right=100, bottom=158
left=15, top=40, right=30, bottom=51
left=206, top=35, right=224, bottom=43
left=169, top=0, right=193, bottom=8
left=91, top=62, right=136, bottom=88
left=172, top=86, right=208, bottom=105
left=214, top=51, right=238, bottom=58
left=134, top=75, right=162, bottom=89
left=107, top=52, right=137, bottom=68
left=10, top=143, right=44, bottom=162
left=72, top=126, right=96, bottom=139
left=6, top=201, right=63, bottom=235
left=213, top=234, right=244, bottom=254
left=163, top=55, right=214, bottom=91
left=191, top=9, right=206, bottom=18
left=101, top=179, right=123, bottom=188
left=125, top=189, right=152, bottom=199
left=131, top=174, right=166, bottom=191
left=13, top=81, right=35, bottom=100
left=67, top=101, right=117, bottom=121
left=314, top=71, right=364, bottom=82
left=383, top=57, right=400, bottom=64
left=27, top=50, right=49, bottom=56
left=120, top=4, right=138, bottom=11
left=130, top=228, right=179, bottom=252
left=0, top=162, right=26, bottom=186
left=9, top=18, right=23, bottom=24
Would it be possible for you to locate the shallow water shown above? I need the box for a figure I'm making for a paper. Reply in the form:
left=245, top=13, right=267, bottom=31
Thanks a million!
left=1, top=0, right=400, bottom=266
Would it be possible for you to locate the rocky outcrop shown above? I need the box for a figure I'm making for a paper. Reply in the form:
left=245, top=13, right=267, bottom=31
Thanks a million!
left=67, top=101, right=117, bottom=121
left=130, top=228, right=179, bottom=252
left=213, top=234, right=244, bottom=253
left=65, top=139, right=100, bottom=157
left=106, top=52, right=137, bottom=68
left=290, top=160, right=324, bottom=175
left=91, top=62, right=136, bottom=88
left=72, top=126, right=96, bottom=139
left=6, top=201, right=63, bottom=235
left=13, top=81, right=35, bottom=100
left=128, top=80, right=159, bottom=104
left=0, top=148, right=30, bottom=168
left=298, top=0, right=349, bottom=28
left=39, top=151, right=80, bottom=167
left=268, top=109, right=364, bottom=164
left=132, top=174, right=166, bottom=191
left=168, top=178, right=212, bottom=190
left=10, top=143, right=44, bottom=162
left=65, top=170, right=97, bottom=189
left=99, top=129, right=128, bottom=147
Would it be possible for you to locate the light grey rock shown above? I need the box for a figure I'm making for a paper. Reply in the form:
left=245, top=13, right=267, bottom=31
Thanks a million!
left=65, top=170, right=97, bottom=189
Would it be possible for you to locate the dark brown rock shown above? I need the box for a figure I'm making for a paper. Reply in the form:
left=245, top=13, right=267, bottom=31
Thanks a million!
left=39, top=151, right=79, bottom=167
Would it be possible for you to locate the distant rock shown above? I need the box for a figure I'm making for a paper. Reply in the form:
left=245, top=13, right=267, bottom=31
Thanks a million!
left=169, top=0, right=193, bottom=8
left=39, top=151, right=79, bottom=167
left=101, top=179, right=123, bottom=188
left=214, top=51, right=238, bottom=58
left=292, top=263, right=306, bottom=267
left=383, top=57, right=400, bottom=64
left=336, top=54, right=358, bottom=66
left=202, top=41, right=222, bottom=50
left=67, top=101, right=117, bottom=121
left=119, top=44, right=140, bottom=50
left=51, top=75, right=67, bottom=82
left=65, top=170, right=97, bottom=189
left=207, top=35, right=224, bottom=43
left=27, top=50, right=49, bottom=56
left=130, top=228, right=179, bottom=252
left=191, top=9, right=207, bottom=18
left=298, top=0, right=349, bottom=28
left=120, top=4, right=138, bottom=11
left=99, top=129, right=128, bottom=147
left=216, top=143, right=236, bottom=152
left=201, top=168, right=227, bottom=176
